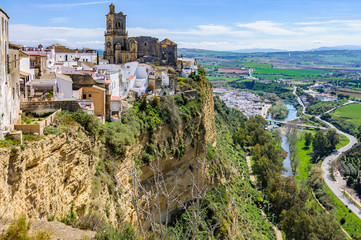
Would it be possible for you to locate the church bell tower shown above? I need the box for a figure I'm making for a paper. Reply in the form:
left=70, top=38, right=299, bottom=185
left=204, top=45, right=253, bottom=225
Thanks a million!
left=104, top=4, right=129, bottom=64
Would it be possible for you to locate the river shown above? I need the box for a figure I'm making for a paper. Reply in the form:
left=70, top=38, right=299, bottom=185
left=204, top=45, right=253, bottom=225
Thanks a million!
left=267, top=102, right=297, bottom=177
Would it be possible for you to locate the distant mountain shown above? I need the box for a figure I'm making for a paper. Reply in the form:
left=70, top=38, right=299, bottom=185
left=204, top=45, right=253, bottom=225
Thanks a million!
left=232, top=48, right=287, bottom=53
left=311, top=45, right=361, bottom=51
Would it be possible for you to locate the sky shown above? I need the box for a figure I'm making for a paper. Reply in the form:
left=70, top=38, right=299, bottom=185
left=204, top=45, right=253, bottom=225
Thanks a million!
left=3, top=0, right=361, bottom=51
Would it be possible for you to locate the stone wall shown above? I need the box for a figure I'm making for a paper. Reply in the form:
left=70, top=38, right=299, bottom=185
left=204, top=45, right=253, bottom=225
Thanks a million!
left=21, top=101, right=81, bottom=115
left=14, top=109, right=61, bottom=135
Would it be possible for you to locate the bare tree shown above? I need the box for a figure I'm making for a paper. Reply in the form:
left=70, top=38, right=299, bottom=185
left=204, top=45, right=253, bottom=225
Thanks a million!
left=114, top=149, right=255, bottom=239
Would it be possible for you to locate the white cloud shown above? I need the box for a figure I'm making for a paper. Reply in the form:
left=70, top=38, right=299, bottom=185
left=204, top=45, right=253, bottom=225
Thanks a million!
left=35, top=1, right=110, bottom=8
left=312, top=40, right=324, bottom=44
left=237, top=21, right=299, bottom=36
left=299, top=26, right=327, bottom=33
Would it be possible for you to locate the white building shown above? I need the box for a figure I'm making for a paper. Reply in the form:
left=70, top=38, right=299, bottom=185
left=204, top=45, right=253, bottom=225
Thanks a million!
left=177, top=57, right=198, bottom=77
left=28, top=72, right=73, bottom=100
left=97, top=61, right=142, bottom=99
left=0, top=9, right=21, bottom=139
left=46, top=44, right=97, bottom=64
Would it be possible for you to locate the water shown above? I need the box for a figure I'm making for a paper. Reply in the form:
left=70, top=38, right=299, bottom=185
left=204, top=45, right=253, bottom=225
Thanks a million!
left=267, top=103, right=297, bottom=123
left=281, top=136, right=294, bottom=177
left=268, top=102, right=297, bottom=177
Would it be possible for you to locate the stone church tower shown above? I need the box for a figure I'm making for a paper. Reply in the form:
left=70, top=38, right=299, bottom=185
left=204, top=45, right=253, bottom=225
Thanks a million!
left=104, top=4, right=137, bottom=64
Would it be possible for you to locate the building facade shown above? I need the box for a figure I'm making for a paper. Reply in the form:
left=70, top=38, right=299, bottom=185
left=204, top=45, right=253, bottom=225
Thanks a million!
left=104, top=4, right=177, bottom=66
left=0, top=9, right=21, bottom=139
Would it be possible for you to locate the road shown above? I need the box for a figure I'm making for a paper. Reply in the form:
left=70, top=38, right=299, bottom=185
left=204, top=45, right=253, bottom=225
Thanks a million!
left=293, top=87, right=361, bottom=219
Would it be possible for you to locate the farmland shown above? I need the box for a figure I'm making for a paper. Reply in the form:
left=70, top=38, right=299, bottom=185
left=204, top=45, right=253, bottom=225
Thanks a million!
left=253, top=68, right=329, bottom=80
left=331, top=103, right=361, bottom=125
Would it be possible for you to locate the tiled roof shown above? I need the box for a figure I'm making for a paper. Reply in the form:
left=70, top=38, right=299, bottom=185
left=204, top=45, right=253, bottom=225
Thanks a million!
left=40, top=72, right=72, bottom=82
left=112, top=96, right=122, bottom=101
left=47, top=44, right=76, bottom=53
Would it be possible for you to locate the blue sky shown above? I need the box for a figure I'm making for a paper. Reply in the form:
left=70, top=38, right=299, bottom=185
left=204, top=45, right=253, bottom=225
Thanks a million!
left=3, top=0, right=361, bottom=51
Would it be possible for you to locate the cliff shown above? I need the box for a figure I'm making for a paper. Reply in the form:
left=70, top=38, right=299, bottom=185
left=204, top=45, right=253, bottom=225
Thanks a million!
left=0, top=79, right=217, bottom=234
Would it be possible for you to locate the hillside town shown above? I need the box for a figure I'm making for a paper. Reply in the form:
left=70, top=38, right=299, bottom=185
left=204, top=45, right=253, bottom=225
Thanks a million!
left=0, top=4, right=198, bottom=140
left=214, top=88, right=271, bottom=118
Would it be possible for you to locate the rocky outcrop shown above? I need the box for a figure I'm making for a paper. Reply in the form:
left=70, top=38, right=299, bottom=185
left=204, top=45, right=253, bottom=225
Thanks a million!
left=0, top=131, right=99, bottom=220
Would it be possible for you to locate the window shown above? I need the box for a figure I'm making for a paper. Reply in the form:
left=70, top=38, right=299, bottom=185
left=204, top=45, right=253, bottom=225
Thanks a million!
left=14, top=55, right=16, bottom=68
left=88, top=94, right=92, bottom=97
left=83, top=94, right=86, bottom=99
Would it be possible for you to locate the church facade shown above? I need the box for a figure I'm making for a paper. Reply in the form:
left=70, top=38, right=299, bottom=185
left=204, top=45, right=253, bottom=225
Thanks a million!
left=104, top=4, right=177, bottom=66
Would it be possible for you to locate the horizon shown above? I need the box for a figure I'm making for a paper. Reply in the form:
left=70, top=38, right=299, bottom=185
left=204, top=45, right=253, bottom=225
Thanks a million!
left=3, top=0, right=361, bottom=51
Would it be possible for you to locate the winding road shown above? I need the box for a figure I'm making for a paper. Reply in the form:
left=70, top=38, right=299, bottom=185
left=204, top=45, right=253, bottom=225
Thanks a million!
left=293, top=87, right=361, bottom=219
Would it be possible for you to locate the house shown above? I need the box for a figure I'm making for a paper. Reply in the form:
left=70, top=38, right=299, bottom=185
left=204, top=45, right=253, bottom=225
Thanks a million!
left=148, top=66, right=177, bottom=95
left=77, top=85, right=107, bottom=123
left=75, top=48, right=97, bottom=63
left=97, top=61, right=139, bottom=99
left=177, top=57, right=198, bottom=77
left=28, top=72, right=73, bottom=100
left=21, top=45, right=54, bottom=77
left=0, top=9, right=21, bottom=139
left=47, top=44, right=77, bottom=63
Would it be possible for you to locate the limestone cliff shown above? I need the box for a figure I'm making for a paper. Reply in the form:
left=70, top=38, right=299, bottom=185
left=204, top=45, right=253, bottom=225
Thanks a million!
left=0, top=81, right=217, bottom=231
left=0, top=131, right=99, bottom=220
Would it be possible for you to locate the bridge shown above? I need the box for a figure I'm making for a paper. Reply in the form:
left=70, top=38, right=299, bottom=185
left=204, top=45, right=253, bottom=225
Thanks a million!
left=268, top=120, right=327, bottom=131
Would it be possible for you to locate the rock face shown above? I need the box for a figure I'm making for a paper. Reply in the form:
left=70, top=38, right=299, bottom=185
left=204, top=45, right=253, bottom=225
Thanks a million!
left=0, top=82, right=217, bottom=230
left=0, top=132, right=98, bottom=220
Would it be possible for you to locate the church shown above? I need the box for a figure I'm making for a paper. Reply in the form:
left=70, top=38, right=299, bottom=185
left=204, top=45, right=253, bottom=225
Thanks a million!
left=104, top=4, right=177, bottom=66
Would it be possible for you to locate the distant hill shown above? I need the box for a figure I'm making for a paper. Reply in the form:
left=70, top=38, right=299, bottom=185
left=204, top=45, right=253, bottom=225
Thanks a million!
left=232, top=48, right=286, bottom=53
left=311, top=45, right=361, bottom=51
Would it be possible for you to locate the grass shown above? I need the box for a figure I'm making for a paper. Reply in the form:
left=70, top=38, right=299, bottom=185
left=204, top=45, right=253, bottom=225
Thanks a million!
left=332, top=103, right=361, bottom=125
left=337, top=134, right=350, bottom=149
left=294, top=130, right=314, bottom=184
left=324, top=185, right=361, bottom=239
left=239, top=61, right=272, bottom=69
left=253, top=68, right=329, bottom=80
left=343, top=191, right=361, bottom=211
left=294, top=130, right=349, bottom=185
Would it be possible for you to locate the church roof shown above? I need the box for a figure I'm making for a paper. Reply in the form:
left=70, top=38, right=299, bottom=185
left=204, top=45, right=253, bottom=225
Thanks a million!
left=0, top=8, right=9, bottom=19
left=161, top=38, right=177, bottom=46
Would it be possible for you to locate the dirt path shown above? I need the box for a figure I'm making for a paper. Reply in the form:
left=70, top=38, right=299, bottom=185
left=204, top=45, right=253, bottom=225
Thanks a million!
left=246, top=155, right=283, bottom=240
left=0, top=219, right=96, bottom=240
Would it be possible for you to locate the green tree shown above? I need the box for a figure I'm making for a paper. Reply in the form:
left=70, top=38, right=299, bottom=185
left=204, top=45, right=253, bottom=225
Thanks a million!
left=326, top=129, right=340, bottom=152
left=312, top=131, right=330, bottom=160
left=305, top=132, right=313, bottom=147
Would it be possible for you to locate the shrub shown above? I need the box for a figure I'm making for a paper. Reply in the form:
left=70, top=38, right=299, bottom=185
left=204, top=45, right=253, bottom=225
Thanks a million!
left=95, top=223, right=138, bottom=240
left=71, top=110, right=103, bottom=137
left=77, top=212, right=104, bottom=231
left=44, top=126, right=63, bottom=135
left=0, top=216, right=51, bottom=240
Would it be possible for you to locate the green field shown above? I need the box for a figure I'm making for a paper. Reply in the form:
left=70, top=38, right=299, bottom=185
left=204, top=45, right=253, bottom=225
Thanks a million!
left=324, top=185, right=361, bottom=239
left=332, top=103, right=361, bottom=125
left=294, top=131, right=313, bottom=184
left=253, top=68, right=330, bottom=80
left=294, top=131, right=350, bottom=185
left=240, top=61, right=272, bottom=69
